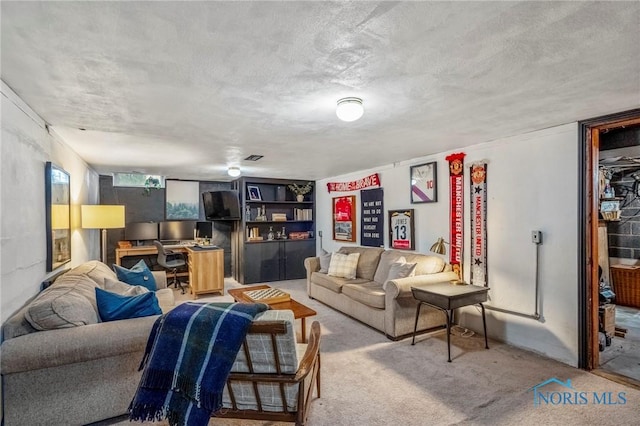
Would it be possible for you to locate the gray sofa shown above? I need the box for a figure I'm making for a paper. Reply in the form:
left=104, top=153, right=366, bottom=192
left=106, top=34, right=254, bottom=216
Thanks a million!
left=305, top=246, right=458, bottom=339
left=1, top=260, right=175, bottom=426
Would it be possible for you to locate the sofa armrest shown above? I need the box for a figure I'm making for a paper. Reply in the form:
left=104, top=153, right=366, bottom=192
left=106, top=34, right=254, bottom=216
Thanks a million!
left=304, top=257, right=320, bottom=274
left=0, top=315, right=159, bottom=375
left=304, top=257, right=320, bottom=293
left=152, top=270, right=167, bottom=289
left=386, top=272, right=459, bottom=299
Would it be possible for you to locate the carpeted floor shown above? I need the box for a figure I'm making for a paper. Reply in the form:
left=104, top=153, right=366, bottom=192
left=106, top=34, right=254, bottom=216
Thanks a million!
left=110, top=278, right=640, bottom=426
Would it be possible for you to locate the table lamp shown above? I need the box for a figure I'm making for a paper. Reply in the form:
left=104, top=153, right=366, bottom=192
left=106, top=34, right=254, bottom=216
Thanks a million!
left=430, top=237, right=466, bottom=285
left=81, top=205, right=125, bottom=264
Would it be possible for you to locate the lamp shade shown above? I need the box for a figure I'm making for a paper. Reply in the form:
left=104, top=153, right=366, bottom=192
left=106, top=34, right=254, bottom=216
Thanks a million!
left=430, top=237, right=447, bottom=255
left=336, top=97, right=364, bottom=122
left=81, top=205, right=125, bottom=229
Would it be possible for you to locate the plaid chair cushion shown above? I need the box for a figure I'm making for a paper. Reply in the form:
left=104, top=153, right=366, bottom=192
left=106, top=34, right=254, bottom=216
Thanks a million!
left=327, top=252, right=360, bottom=279
left=222, top=310, right=300, bottom=412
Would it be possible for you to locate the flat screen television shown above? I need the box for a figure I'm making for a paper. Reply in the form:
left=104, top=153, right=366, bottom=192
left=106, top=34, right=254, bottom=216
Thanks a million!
left=159, top=220, right=196, bottom=241
left=202, top=190, right=241, bottom=221
left=125, top=222, right=158, bottom=243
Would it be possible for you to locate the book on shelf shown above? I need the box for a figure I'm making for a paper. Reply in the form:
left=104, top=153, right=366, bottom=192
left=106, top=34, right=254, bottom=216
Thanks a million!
left=294, top=208, right=313, bottom=221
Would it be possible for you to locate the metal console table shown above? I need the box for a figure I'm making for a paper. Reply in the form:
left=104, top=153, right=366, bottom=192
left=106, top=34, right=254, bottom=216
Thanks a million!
left=411, top=282, right=489, bottom=362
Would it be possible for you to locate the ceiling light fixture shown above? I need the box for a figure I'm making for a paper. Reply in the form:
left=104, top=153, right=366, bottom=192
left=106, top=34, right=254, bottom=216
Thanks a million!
left=336, top=97, right=364, bottom=122
left=227, top=166, right=241, bottom=177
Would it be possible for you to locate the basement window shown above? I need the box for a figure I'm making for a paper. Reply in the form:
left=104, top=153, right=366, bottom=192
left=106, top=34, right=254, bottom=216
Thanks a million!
left=113, top=173, right=165, bottom=189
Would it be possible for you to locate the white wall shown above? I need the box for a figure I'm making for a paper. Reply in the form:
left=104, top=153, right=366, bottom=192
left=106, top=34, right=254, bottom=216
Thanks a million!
left=316, top=123, right=579, bottom=366
left=1, top=81, right=100, bottom=324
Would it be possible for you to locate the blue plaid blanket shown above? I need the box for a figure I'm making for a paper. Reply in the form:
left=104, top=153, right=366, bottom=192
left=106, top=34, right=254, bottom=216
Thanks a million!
left=129, top=302, right=268, bottom=426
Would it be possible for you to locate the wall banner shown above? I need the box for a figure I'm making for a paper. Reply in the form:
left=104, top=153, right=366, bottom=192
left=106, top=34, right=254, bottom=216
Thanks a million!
left=327, top=173, right=380, bottom=193
left=470, top=163, right=488, bottom=287
left=445, top=152, right=465, bottom=280
left=360, top=188, right=384, bottom=247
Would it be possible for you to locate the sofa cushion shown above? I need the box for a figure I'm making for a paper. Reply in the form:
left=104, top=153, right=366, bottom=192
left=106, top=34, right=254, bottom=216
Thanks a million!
left=104, top=277, right=150, bottom=296
left=342, top=282, right=385, bottom=309
left=155, top=288, right=176, bottom=313
left=63, top=260, right=118, bottom=288
left=311, top=272, right=369, bottom=293
left=400, top=251, right=446, bottom=276
left=374, top=250, right=445, bottom=284
left=95, top=288, right=162, bottom=322
left=328, top=252, right=360, bottom=279
left=105, top=278, right=174, bottom=313
left=383, top=259, right=417, bottom=290
left=24, top=274, right=100, bottom=330
left=318, top=249, right=332, bottom=273
left=338, top=246, right=384, bottom=280
left=113, top=260, right=157, bottom=291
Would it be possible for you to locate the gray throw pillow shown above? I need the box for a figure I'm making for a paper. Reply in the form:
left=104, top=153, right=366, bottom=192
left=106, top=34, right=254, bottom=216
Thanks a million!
left=318, top=249, right=332, bottom=273
left=383, top=259, right=417, bottom=290
left=104, top=277, right=150, bottom=296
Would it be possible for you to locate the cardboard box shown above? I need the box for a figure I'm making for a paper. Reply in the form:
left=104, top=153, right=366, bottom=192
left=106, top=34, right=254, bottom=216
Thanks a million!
left=600, top=303, right=616, bottom=336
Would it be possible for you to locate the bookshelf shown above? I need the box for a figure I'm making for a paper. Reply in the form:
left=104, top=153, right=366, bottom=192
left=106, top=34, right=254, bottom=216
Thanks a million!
left=234, top=177, right=316, bottom=284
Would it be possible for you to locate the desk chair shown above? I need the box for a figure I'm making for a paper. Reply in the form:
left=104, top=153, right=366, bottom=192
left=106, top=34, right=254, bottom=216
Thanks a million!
left=153, top=240, right=187, bottom=294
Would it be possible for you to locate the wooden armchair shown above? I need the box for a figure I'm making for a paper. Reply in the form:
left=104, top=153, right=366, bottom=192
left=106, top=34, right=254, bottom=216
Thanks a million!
left=214, top=310, right=321, bottom=426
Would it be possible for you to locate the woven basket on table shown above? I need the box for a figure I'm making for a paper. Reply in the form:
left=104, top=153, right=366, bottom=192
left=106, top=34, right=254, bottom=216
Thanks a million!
left=610, top=265, right=640, bottom=309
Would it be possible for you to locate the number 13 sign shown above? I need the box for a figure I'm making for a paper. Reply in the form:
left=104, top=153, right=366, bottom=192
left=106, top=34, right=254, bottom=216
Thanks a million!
left=388, top=209, right=415, bottom=250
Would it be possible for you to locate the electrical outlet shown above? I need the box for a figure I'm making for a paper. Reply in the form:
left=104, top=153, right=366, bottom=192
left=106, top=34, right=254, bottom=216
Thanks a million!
left=531, top=230, right=542, bottom=244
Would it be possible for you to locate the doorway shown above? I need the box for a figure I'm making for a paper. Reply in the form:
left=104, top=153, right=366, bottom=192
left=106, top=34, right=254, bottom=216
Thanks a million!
left=579, top=109, right=640, bottom=388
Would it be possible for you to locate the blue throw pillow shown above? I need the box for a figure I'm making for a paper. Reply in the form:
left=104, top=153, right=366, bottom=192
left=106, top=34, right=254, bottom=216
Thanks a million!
left=95, top=287, right=162, bottom=322
left=113, top=259, right=157, bottom=291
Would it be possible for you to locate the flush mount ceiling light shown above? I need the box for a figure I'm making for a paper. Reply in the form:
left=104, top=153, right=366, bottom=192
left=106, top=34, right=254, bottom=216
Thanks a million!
left=227, top=166, right=241, bottom=177
left=336, top=97, right=364, bottom=122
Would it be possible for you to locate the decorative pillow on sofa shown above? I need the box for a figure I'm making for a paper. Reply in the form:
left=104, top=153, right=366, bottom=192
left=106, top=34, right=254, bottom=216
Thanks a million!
left=383, top=257, right=417, bottom=290
left=113, top=260, right=157, bottom=291
left=24, top=274, right=100, bottom=331
left=327, top=252, right=360, bottom=279
left=95, top=287, right=162, bottom=322
left=104, top=277, right=150, bottom=296
left=318, top=249, right=332, bottom=273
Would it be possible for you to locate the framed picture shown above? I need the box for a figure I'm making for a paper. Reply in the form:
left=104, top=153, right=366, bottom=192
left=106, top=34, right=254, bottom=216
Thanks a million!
left=247, top=185, right=262, bottom=201
left=410, top=162, right=437, bottom=203
left=166, top=180, right=200, bottom=220
left=45, top=162, right=71, bottom=271
left=388, top=209, right=415, bottom=250
left=333, top=195, right=356, bottom=242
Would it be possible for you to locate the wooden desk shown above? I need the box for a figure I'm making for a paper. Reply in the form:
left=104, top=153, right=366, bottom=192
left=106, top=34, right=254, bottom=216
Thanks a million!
left=186, top=246, right=224, bottom=298
left=115, top=245, right=177, bottom=266
left=115, top=245, right=224, bottom=298
left=228, top=285, right=317, bottom=343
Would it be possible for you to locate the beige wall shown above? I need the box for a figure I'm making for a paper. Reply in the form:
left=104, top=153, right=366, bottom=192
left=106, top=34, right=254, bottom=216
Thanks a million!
left=0, top=81, right=100, bottom=324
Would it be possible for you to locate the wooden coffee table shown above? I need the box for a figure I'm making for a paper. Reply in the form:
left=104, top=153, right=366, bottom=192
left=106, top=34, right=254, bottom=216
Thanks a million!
left=228, top=285, right=317, bottom=342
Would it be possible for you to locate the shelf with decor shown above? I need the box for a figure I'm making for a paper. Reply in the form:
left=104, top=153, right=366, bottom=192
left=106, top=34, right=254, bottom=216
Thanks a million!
left=233, top=177, right=316, bottom=284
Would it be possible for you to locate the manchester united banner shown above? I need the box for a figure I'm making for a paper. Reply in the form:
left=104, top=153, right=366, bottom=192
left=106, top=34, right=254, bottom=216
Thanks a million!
left=470, top=163, right=488, bottom=287
left=445, top=152, right=465, bottom=281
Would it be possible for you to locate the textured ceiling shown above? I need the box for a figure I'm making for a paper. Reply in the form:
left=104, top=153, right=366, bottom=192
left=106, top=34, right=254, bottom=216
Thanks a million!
left=2, top=1, right=639, bottom=181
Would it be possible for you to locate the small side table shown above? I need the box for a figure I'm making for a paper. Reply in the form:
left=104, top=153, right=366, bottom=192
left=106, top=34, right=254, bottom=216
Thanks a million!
left=411, top=283, right=489, bottom=362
